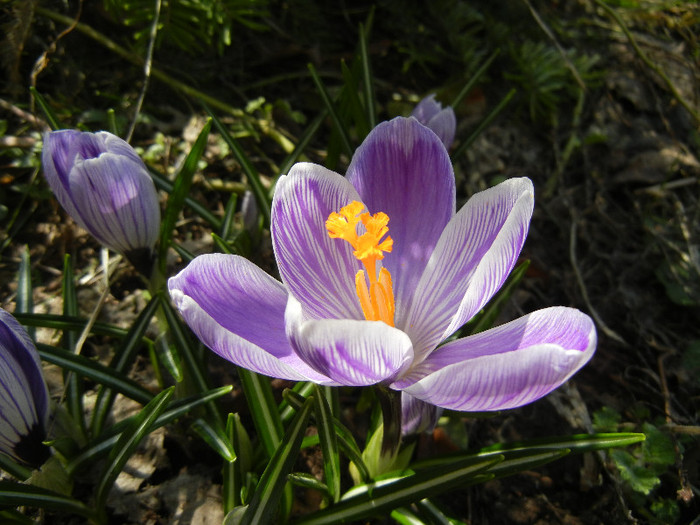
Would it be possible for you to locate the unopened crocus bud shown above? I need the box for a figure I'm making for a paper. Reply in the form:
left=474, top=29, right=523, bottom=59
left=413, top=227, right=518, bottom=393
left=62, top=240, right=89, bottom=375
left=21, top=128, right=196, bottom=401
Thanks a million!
left=42, top=130, right=161, bottom=275
left=411, top=94, right=456, bottom=150
left=0, top=308, right=50, bottom=468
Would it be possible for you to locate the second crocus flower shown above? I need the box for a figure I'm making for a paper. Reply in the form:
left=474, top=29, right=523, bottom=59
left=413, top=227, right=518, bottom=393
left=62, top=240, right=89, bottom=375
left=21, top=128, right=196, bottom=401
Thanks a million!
left=0, top=308, right=51, bottom=468
left=42, top=130, right=161, bottom=275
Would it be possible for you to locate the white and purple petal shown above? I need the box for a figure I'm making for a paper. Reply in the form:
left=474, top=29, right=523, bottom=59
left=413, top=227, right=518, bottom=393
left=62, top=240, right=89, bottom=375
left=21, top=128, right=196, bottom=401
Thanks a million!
left=272, top=163, right=364, bottom=321
left=347, top=118, right=456, bottom=319
left=70, top=152, right=160, bottom=254
left=394, top=307, right=596, bottom=411
left=285, top=296, right=413, bottom=386
left=404, top=178, right=533, bottom=360
left=42, top=130, right=160, bottom=256
left=0, top=308, right=50, bottom=467
left=400, top=392, right=443, bottom=436
left=411, top=94, right=456, bottom=150
left=168, top=254, right=334, bottom=383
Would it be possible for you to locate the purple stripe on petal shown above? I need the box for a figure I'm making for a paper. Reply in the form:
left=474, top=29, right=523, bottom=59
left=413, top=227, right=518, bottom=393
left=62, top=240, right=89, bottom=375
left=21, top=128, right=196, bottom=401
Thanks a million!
left=400, top=392, right=442, bottom=435
left=346, top=118, right=456, bottom=322
left=168, top=254, right=334, bottom=383
left=394, top=307, right=596, bottom=411
left=42, top=130, right=160, bottom=256
left=286, top=296, right=413, bottom=386
left=272, top=163, right=364, bottom=321
left=404, top=178, right=533, bottom=360
left=0, top=308, right=50, bottom=465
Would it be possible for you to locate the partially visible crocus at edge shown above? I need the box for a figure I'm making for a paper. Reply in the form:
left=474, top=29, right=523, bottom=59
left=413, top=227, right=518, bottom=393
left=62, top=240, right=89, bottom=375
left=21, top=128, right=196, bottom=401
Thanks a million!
left=168, top=117, right=596, bottom=439
left=411, top=93, right=457, bottom=150
left=42, top=130, right=161, bottom=275
left=0, top=308, right=51, bottom=468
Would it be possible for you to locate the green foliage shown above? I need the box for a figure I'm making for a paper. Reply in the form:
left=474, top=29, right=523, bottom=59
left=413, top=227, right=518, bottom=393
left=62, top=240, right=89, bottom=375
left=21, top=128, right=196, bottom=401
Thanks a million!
left=102, top=0, right=269, bottom=54
left=505, top=41, right=602, bottom=123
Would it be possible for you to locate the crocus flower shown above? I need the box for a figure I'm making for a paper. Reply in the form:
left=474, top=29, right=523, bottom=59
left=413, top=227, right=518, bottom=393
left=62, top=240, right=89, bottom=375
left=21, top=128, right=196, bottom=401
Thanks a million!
left=0, top=308, right=51, bottom=468
left=411, top=94, right=456, bottom=149
left=169, top=117, right=595, bottom=430
left=42, top=130, right=161, bottom=274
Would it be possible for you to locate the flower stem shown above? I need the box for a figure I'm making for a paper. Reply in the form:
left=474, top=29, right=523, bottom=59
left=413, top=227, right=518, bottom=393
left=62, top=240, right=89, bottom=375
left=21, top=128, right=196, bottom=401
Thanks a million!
left=375, top=386, right=402, bottom=456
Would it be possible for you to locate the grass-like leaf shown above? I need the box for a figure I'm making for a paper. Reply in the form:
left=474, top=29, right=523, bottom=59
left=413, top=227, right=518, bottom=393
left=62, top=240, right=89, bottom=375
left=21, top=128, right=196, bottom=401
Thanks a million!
left=207, top=105, right=271, bottom=226
left=238, top=368, right=284, bottom=458
left=158, top=119, right=212, bottom=272
left=452, top=88, right=516, bottom=159
left=192, top=418, right=236, bottom=462
left=66, top=386, right=232, bottom=475
left=240, top=396, right=314, bottom=525
left=313, top=385, right=341, bottom=502
left=29, top=87, right=61, bottom=130
left=95, top=387, right=174, bottom=509
left=293, top=456, right=501, bottom=525
left=37, top=344, right=152, bottom=405
left=0, top=481, right=97, bottom=521
left=91, top=293, right=160, bottom=435
left=150, top=169, right=220, bottom=228
left=308, top=63, right=353, bottom=159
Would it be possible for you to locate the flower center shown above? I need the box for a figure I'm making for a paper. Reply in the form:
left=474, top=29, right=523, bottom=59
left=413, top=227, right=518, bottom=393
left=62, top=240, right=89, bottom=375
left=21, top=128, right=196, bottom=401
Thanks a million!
left=326, top=201, right=395, bottom=326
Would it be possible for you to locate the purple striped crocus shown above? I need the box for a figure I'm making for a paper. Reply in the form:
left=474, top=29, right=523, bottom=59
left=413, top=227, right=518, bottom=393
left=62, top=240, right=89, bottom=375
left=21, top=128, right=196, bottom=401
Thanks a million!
left=411, top=94, right=457, bottom=150
left=0, top=308, right=51, bottom=468
left=169, top=117, right=595, bottom=433
left=42, top=130, right=161, bottom=275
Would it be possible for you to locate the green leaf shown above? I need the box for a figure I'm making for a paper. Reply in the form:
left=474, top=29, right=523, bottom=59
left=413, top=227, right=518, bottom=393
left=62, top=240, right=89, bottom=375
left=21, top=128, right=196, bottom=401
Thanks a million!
left=642, top=423, right=675, bottom=473
left=592, top=406, right=621, bottom=433
left=29, top=87, right=61, bottom=130
left=95, top=387, right=174, bottom=508
left=207, top=107, right=271, bottom=226
left=0, top=481, right=97, bottom=521
left=13, top=313, right=133, bottom=339
left=287, top=472, right=330, bottom=496
left=313, top=385, right=341, bottom=502
left=358, top=21, right=376, bottom=130
left=158, top=119, right=212, bottom=271
left=272, top=109, right=328, bottom=195
left=192, top=418, right=236, bottom=462
left=452, top=88, right=516, bottom=159
left=61, top=254, right=79, bottom=348
left=450, top=49, right=500, bottom=109
left=293, top=456, right=500, bottom=525
left=37, top=344, right=152, bottom=405
left=67, top=386, right=232, bottom=476
left=308, top=63, right=353, bottom=158
left=238, top=368, right=283, bottom=459
left=241, top=396, right=314, bottom=525
left=611, top=449, right=660, bottom=495
left=150, top=169, right=220, bottom=228
left=91, top=293, right=161, bottom=435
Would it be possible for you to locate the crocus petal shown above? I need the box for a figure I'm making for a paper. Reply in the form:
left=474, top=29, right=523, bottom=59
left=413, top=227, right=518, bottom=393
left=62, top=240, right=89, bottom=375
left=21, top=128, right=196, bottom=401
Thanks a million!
left=394, top=307, right=596, bottom=412
left=400, top=392, right=443, bottom=435
left=347, top=118, right=456, bottom=320
left=0, top=308, right=50, bottom=467
left=70, top=153, right=160, bottom=253
left=168, top=254, right=334, bottom=384
left=42, top=130, right=160, bottom=256
left=411, top=94, right=456, bottom=149
left=425, top=111, right=456, bottom=150
left=272, top=163, right=365, bottom=321
left=404, top=178, right=533, bottom=360
left=286, top=296, right=413, bottom=386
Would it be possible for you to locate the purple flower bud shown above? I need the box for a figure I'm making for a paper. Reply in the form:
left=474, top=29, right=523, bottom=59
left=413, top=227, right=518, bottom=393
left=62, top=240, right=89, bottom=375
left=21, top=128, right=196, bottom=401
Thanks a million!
left=42, top=130, right=161, bottom=274
left=411, top=94, right=457, bottom=150
left=0, top=308, right=50, bottom=468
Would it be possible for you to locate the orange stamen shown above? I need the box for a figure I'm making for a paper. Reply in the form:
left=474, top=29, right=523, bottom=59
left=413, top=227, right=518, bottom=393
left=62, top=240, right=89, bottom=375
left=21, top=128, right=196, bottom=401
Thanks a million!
left=326, top=201, right=395, bottom=326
